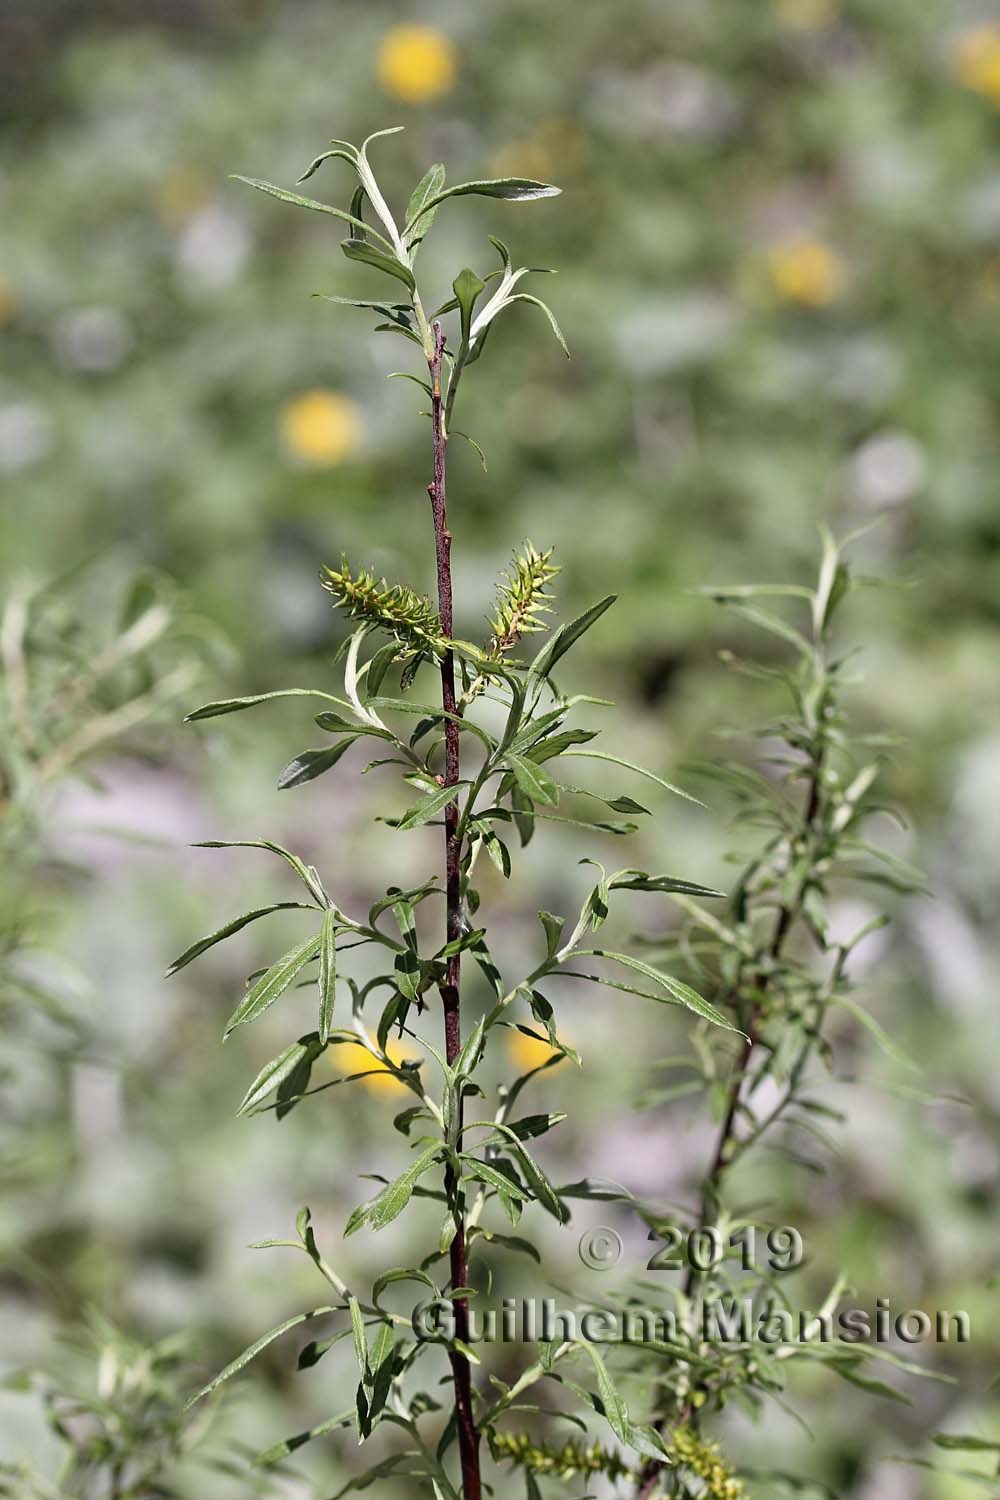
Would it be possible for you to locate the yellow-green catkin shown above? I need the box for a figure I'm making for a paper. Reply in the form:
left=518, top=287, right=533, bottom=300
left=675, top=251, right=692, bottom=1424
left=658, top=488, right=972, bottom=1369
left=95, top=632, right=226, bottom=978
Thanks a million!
left=665, top=1425, right=745, bottom=1500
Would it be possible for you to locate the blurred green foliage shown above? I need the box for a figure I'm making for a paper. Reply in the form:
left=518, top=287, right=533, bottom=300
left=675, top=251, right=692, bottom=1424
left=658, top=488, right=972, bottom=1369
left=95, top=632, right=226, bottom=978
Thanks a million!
left=1, top=2, right=998, bottom=1496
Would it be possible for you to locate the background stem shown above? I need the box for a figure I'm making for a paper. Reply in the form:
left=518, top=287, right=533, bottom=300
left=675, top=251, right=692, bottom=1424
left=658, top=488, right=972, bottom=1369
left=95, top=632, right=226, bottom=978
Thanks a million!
left=427, top=321, right=481, bottom=1500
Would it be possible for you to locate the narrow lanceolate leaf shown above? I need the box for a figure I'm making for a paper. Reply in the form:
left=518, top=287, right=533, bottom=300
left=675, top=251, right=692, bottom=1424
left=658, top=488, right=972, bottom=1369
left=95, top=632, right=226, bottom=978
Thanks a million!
left=194, top=838, right=327, bottom=907
left=829, top=994, right=917, bottom=1070
left=580, top=1342, right=629, bottom=1443
left=185, top=1306, right=338, bottom=1408
left=318, top=909, right=337, bottom=1043
left=529, top=595, right=616, bottom=680
left=341, top=237, right=416, bottom=291
left=404, top=161, right=446, bottom=251
left=488, top=1123, right=569, bottom=1222
left=405, top=177, right=561, bottom=230
left=581, top=950, right=737, bottom=1030
left=278, top=737, right=362, bottom=790
left=231, top=176, right=388, bottom=245
left=395, top=782, right=463, bottom=831
left=560, top=749, right=702, bottom=806
left=507, top=753, right=560, bottom=807
left=238, top=1034, right=323, bottom=1115
left=345, top=1142, right=442, bottom=1235
left=349, top=1295, right=369, bottom=1380
left=254, top=1410, right=354, bottom=1468
left=185, top=688, right=345, bottom=721
left=167, top=903, right=313, bottom=976
left=508, top=293, right=570, bottom=356
left=224, top=932, right=323, bottom=1037
left=608, top=870, right=726, bottom=899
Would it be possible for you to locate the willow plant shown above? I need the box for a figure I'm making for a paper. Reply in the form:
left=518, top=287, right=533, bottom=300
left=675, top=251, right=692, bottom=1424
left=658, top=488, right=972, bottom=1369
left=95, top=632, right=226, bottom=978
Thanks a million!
left=493, top=532, right=932, bottom=1499
left=174, top=130, right=729, bottom=1499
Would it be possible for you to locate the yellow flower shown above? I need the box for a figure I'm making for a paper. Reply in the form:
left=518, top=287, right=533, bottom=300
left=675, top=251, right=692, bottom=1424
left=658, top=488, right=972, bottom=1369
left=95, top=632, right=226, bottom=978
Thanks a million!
left=280, top=389, right=362, bottom=467
left=767, top=238, right=845, bottom=306
left=334, top=1039, right=410, bottom=1094
left=156, top=166, right=212, bottom=231
left=954, top=25, right=1000, bottom=104
left=377, top=25, right=457, bottom=104
left=490, top=119, right=588, bottom=185
left=771, top=0, right=837, bottom=31
left=0, top=277, right=17, bottom=329
left=506, top=1029, right=559, bottom=1073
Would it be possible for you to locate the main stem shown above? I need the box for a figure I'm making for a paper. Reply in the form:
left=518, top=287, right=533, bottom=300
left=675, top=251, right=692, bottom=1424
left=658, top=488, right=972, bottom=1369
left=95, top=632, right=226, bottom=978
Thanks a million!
left=427, top=322, right=481, bottom=1500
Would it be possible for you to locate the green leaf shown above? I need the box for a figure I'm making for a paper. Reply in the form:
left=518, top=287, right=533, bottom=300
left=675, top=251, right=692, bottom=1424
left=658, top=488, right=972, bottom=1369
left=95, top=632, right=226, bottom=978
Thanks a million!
left=224, top=932, right=323, bottom=1037
left=404, top=178, right=561, bottom=231
left=396, top=782, right=463, bottom=830
left=341, top=237, right=416, bottom=291
left=193, top=839, right=327, bottom=907
left=345, top=1142, right=442, bottom=1235
left=315, top=709, right=364, bottom=732
left=451, top=429, right=488, bottom=470
left=560, top=749, right=702, bottom=806
left=826, top=1359, right=910, bottom=1403
left=580, top=949, right=738, bottom=1030
left=487, top=1124, right=568, bottom=1222
left=276, top=1047, right=319, bottom=1121
left=349, top=1295, right=369, bottom=1380
left=185, top=688, right=345, bottom=721
left=579, top=1342, right=629, bottom=1442
left=167, top=902, right=313, bottom=976
left=254, top=1411, right=354, bottom=1467
left=537, top=910, right=565, bottom=959
left=366, top=642, right=400, bottom=699
left=238, top=1034, right=323, bottom=1115
left=318, top=909, right=337, bottom=1043
left=278, top=737, right=362, bottom=789
left=231, top=176, right=390, bottom=247
left=506, top=1112, right=565, bottom=1141
left=461, top=1156, right=528, bottom=1201
left=405, top=162, right=446, bottom=251
left=371, top=1266, right=436, bottom=1303
left=932, top=1435, right=1000, bottom=1452
left=367, top=697, right=497, bottom=749
left=186, top=1305, right=338, bottom=1407
left=452, top=268, right=485, bottom=343
left=507, top=293, right=569, bottom=356
left=608, top=870, right=726, bottom=899
left=296, top=143, right=357, bottom=183
left=529, top=595, right=616, bottom=680
left=507, top=753, right=560, bottom=807
left=829, top=994, right=917, bottom=1070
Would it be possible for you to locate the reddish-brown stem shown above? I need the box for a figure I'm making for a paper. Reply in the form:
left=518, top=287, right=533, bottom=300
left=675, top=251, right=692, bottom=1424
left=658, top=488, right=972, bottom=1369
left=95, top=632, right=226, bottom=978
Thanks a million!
left=427, top=322, right=481, bottom=1500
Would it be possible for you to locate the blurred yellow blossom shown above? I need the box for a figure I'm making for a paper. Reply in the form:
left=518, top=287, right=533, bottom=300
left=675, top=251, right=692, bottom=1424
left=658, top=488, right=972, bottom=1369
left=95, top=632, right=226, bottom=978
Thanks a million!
left=0, top=277, right=17, bottom=329
left=491, top=118, right=588, bottom=184
left=377, top=25, right=457, bottom=104
left=506, top=1028, right=559, bottom=1074
left=771, top=0, right=837, bottom=31
left=156, top=166, right=212, bottom=231
left=491, top=139, right=556, bottom=185
left=280, top=389, right=362, bottom=466
left=767, top=239, right=845, bottom=306
left=334, top=1039, right=410, bottom=1094
left=953, top=25, right=1000, bottom=104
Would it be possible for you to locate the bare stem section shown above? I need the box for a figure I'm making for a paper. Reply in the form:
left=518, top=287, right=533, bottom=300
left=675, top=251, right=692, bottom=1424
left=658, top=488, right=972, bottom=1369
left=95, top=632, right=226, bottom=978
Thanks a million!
left=428, top=322, right=481, bottom=1500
